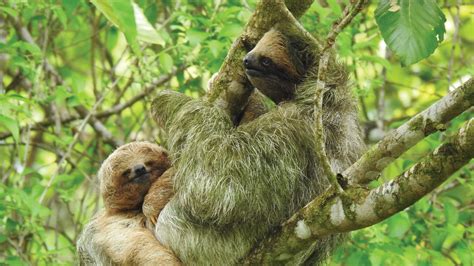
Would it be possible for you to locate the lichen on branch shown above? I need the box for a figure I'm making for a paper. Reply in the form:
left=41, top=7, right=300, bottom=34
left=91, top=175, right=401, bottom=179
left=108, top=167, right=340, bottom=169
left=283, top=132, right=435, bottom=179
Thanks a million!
left=345, top=78, right=474, bottom=185
left=243, top=118, right=474, bottom=264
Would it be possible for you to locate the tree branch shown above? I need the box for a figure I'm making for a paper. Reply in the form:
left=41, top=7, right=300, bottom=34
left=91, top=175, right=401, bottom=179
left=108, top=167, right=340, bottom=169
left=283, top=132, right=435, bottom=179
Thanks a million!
left=207, top=0, right=315, bottom=102
left=313, top=0, right=369, bottom=190
left=345, top=78, right=474, bottom=185
left=0, top=67, right=185, bottom=141
left=10, top=18, right=121, bottom=146
left=243, top=118, right=474, bottom=264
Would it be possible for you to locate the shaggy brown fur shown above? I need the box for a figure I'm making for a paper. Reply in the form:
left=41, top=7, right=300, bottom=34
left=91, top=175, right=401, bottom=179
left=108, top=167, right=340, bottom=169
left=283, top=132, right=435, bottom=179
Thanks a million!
left=243, top=29, right=307, bottom=103
left=152, top=29, right=365, bottom=265
left=77, top=142, right=180, bottom=266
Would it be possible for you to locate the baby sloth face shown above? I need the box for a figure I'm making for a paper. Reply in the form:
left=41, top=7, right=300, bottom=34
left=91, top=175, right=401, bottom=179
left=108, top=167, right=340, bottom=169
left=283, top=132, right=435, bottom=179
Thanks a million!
left=98, top=142, right=171, bottom=213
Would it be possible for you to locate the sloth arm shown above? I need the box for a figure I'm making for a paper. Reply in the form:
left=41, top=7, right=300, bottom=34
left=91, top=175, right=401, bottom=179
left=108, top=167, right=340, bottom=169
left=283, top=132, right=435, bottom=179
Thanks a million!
left=153, top=90, right=314, bottom=225
left=143, top=168, right=175, bottom=225
left=78, top=212, right=180, bottom=265
left=96, top=213, right=180, bottom=265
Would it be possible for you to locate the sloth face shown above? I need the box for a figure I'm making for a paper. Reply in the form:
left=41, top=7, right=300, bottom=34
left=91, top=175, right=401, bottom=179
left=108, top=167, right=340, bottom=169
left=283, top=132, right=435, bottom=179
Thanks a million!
left=243, top=29, right=305, bottom=103
left=98, top=142, right=171, bottom=213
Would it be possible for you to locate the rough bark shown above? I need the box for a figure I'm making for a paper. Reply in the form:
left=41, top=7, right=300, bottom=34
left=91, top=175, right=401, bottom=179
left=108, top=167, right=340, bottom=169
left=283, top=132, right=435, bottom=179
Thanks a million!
left=202, top=0, right=474, bottom=263
left=243, top=118, right=474, bottom=264
left=141, top=0, right=474, bottom=263
left=345, top=78, right=474, bottom=185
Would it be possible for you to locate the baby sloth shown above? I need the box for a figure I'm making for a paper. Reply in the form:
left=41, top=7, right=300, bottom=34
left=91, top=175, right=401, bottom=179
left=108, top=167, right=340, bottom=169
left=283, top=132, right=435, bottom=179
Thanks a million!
left=77, top=141, right=180, bottom=266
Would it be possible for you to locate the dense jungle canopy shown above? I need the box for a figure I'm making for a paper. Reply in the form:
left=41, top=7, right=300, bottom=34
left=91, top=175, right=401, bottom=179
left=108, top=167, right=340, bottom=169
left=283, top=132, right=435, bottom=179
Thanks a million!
left=0, top=0, right=473, bottom=265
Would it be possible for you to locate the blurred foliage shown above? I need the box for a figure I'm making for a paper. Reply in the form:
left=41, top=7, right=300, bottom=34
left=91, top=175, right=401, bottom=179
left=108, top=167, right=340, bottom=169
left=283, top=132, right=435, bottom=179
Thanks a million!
left=0, top=0, right=472, bottom=265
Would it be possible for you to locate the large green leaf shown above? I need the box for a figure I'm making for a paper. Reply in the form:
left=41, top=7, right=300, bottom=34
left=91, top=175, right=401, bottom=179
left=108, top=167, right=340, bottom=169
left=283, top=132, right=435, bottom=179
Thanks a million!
left=387, top=212, right=411, bottom=238
left=132, top=3, right=165, bottom=46
left=0, top=114, right=19, bottom=143
left=375, top=0, right=446, bottom=65
left=90, top=0, right=140, bottom=54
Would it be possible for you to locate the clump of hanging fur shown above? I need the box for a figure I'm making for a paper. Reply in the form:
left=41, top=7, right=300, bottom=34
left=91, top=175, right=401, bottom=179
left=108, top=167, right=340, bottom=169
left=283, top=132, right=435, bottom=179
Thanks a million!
left=151, top=32, right=364, bottom=265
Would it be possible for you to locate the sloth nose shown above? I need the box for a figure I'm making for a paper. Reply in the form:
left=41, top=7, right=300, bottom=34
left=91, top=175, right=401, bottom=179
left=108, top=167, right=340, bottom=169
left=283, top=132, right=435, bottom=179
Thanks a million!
left=243, top=54, right=253, bottom=67
left=133, top=164, right=147, bottom=176
left=243, top=57, right=249, bottom=67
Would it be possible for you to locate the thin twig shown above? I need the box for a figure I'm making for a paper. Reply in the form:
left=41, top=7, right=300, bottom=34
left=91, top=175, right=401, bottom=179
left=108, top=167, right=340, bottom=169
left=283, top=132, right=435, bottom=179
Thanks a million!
left=0, top=67, right=186, bottom=140
left=314, top=0, right=369, bottom=190
left=38, top=79, right=118, bottom=204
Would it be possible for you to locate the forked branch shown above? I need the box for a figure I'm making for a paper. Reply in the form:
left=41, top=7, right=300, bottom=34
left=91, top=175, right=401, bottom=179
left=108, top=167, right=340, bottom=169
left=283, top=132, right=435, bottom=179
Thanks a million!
left=244, top=117, right=473, bottom=264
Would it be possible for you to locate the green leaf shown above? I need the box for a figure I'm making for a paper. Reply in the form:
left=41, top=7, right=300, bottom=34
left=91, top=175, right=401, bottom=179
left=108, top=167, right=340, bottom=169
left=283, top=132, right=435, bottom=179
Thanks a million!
left=187, top=30, right=208, bottom=46
left=220, top=24, right=242, bottom=39
left=208, top=40, right=224, bottom=58
left=90, top=0, right=140, bottom=55
left=132, top=3, right=165, bottom=46
left=54, top=85, right=70, bottom=105
left=66, top=95, right=81, bottom=107
left=346, top=251, right=371, bottom=265
left=0, top=6, right=19, bottom=17
left=62, top=0, right=80, bottom=15
left=387, top=212, right=411, bottom=238
left=443, top=200, right=459, bottom=225
left=430, top=228, right=447, bottom=250
left=5, top=255, right=23, bottom=265
left=13, top=41, right=42, bottom=58
left=0, top=114, right=20, bottom=143
left=52, top=6, right=68, bottom=28
left=443, top=224, right=464, bottom=249
left=359, top=55, right=392, bottom=70
left=327, top=0, right=343, bottom=16
left=375, top=0, right=446, bottom=65
left=159, top=53, right=174, bottom=73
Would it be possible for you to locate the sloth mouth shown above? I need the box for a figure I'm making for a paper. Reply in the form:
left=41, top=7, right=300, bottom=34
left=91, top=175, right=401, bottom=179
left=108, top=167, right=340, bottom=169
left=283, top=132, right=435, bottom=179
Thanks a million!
left=245, top=68, right=265, bottom=77
left=131, top=172, right=150, bottom=183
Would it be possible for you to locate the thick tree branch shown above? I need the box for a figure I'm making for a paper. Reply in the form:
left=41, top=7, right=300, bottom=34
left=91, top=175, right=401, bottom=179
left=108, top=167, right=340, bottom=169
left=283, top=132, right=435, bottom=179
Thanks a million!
left=345, top=78, right=474, bottom=185
left=243, top=118, right=474, bottom=264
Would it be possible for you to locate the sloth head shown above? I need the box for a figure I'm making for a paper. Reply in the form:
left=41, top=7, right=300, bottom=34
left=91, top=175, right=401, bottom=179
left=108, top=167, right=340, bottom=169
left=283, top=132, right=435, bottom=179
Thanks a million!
left=98, top=141, right=171, bottom=213
left=243, top=29, right=312, bottom=103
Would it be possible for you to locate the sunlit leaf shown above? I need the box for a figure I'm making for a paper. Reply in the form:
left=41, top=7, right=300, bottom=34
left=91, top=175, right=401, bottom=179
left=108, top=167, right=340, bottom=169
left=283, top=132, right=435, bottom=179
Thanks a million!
left=359, top=55, right=392, bottom=70
left=375, top=0, right=446, bottom=65
left=13, top=42, right=42, bottom=58
left=0, top=6, right=19, bottom=17
left=220, top=24, right=242, bottom=39
left=52, top=6, right=68, bottom=28
left=159, top=53, right=174, bottom=73
left=327, top=0, right=343, bottom=16
left=387, top=212, right=411, bottom=238
left=62, top=0, right=80, bottom=15
left=187, top=30, right=208, bottom=46
left=90, top=0, right=140, bottom=55
left=208, top=40, right=224, bottom=58
left=0, top=114, right=20, bottom=143
left=443, top=200, right=459, bottom=225
left=133, top=3, right=165, bottom=46
left=430, top=228, right=447, bottom=250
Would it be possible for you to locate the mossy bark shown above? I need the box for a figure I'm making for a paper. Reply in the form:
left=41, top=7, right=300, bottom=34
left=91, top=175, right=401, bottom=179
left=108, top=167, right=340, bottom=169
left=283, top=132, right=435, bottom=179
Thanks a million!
left=345, top=78, right=474, bottom=185
left=243, top=119, right=474, bottom=264
left=207, top=0, right=315, bottom=102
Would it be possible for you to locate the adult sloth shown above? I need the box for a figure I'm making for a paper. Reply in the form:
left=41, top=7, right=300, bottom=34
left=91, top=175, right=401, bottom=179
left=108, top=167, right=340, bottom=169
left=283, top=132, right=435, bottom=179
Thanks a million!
left=152, top=29, right=365, bottom=265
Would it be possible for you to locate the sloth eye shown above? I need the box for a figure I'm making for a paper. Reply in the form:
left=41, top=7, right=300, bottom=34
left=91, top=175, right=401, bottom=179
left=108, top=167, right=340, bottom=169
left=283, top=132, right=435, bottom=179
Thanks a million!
left=145, top=160, right=155, bottom=167
left=261, top=57, right=272, bottom=67
left=122, top=169, right=131, bottom=177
